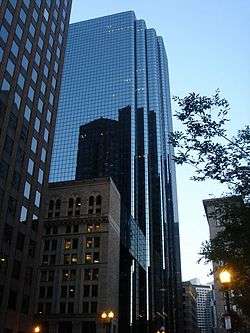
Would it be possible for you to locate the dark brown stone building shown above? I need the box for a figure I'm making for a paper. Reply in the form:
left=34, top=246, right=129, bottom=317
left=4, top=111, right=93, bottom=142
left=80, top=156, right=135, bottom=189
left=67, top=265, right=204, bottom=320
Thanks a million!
left=36, top=178, right=120, bottom=333
left=0, top=1, right=72, bottom=332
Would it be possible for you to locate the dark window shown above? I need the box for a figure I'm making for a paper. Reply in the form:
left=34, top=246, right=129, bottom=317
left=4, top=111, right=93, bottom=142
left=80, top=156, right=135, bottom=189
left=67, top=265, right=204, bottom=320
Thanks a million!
left=52, top=226, right=57, bottom=234
left=68, top=302, right=74, bottom=313
left=39, top=286, right=45, bottom=298
left=44, top=239, right=50, bottom=251
left=8, top=290, right=17, bottom=310
left=20, top=123, right=28, bottom=142
left=41, top=271, right=47, bottom=282
left=49, top=200, right=54, bottom=210
left=88, top=196, right=94, bottom=206
left=24, top=267, right=33, bottom=285
left=66, top=225, right=71, bottom=233
left=4, top=135, right=14, bottom=155
left=37, top=302, right=43, bottom=314
left=90, top=301, right=97, bottom=313
left=7, top=196, right=17, bottom=216
left=47, top=286, right=53, bottom=298
left=3, top=223, right=13, bottom=243
left=61, top=286, right=67, bottom=298
left=73, top=225, right=79, bottom=233
left=15, top=146, right=24, bottom=168
left=48, top=270, right=54, bottom=282
left=12, top=171, right=21, bottom=190
left=0, top=285, right=3, bottom=306
left=92, top=285, right=98, bottom=297
left=94, top=237, right=100, bottom=248
left=51, top=239, right=57, bottom=251
left=92, top=269, right=98, bottom=281
left=0, top=160, right=9, bottom=179
left=96, top=208, right=101, bottom=214
left=55, top=199, right=61, bottom=210
left=96, top=195, right=102, bottom=205
left=83, top=285, right=90, bottom=297
left=60, top=302, right=66, bottom=314
left=28, top=239, right=36, bottom=257
left=84, top=269, right=91, bottom=281
left=16, top=232, right=25, bottom=251
left=72, top=239, right=78, bottom=249
left=50, top=255, right=56, bottom=265
left=21, top=294, right=30, bottom=314
left=68, top=197, right=74, bottom=208
left=82, top=301, right=89, bottom=313
left=8, top=112, right=18, bottom=130
left=45, top=227, right=51, bottom=235
left=42, top=255, right=49, bottom=265
left=45, top=302, right=51, bottom=314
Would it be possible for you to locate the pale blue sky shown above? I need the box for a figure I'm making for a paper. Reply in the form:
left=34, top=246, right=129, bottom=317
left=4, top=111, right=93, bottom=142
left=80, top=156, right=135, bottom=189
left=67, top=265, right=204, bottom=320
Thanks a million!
left=69, top=0, right=250, bottom=283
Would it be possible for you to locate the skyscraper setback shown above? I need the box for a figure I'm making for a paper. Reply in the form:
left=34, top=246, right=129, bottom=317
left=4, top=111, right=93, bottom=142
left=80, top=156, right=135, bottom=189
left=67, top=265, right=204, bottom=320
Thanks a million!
left=50, top=11, right=182, bottom=332
left=0, top=1, right=72, bottom=332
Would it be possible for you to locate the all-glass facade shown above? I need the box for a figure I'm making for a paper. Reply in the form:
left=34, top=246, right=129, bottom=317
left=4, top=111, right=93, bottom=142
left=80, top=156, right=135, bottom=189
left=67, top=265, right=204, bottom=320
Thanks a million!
left=0, top=1, right=72, bottom=332
left=50, top=11, right=182, bottom=332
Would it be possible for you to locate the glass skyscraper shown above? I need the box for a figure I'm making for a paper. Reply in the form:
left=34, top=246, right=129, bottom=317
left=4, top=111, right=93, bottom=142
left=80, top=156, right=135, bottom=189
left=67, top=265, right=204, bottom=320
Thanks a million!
left=50, top=11, right=183, bottom=332
left=0, top=1, right=72, bottom=332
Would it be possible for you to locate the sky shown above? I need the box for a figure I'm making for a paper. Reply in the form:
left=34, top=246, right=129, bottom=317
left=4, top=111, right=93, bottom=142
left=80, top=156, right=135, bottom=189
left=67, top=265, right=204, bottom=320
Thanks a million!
left=69, top=0, right=250, bottom=283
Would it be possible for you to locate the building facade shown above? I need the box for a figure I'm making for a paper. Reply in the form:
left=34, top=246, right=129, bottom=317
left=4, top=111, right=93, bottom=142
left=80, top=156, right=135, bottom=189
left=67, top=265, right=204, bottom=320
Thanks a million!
left=0, top=1, right=72, bottom=332
left=203, top=196, right=245, bottom=333
left=49, top=11, right=183, bottom=332
left=182, top=282, right=198, bottom=333
left=36, top=178, right=120, bottom=333
left=191, top=283, right=216, bottom=333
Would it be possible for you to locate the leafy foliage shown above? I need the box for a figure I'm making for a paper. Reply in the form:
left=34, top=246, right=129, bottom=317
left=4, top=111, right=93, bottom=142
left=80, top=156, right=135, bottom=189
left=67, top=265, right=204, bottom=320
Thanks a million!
left=171, top=91, right=250, bottom=322
left=201, top=199, right=250, bottom=318
left=170, top=90, right=250, bottom=196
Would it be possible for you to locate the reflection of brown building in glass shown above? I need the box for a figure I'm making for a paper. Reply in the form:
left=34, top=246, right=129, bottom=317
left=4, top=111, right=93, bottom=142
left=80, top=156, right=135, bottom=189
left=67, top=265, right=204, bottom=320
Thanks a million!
left=76, top=118, right=120, bottom=185
left=76, top=106, right=131, bottom=211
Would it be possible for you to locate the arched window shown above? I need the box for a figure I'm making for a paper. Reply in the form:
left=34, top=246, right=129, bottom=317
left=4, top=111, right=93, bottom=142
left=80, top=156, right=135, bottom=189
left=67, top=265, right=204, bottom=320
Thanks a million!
left=96, top=195, right=102, bottom=206
left=76, top=197, right=81, bottom=207
left=49, top=200, right=54, bottom=210
left=75, top=197, right=81, bottom=216
left=55, top=199, right=61, bottom=210
left=89, top=196, right=94, bottom=206
left=68, top=198, right=74, bottom=209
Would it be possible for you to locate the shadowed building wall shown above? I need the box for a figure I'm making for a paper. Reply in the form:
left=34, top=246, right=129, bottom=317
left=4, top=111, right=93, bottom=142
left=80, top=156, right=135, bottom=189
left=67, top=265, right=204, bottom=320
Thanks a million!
left=0, top=1, right=72, bottom=332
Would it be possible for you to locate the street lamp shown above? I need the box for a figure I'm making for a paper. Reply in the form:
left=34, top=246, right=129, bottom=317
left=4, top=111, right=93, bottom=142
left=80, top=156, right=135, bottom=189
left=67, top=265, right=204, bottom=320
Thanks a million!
left=34, top=326, right=41, bottom=333
left=101, top=311, right=115, bottom=333
left=219, top=269, right=232, bottom=332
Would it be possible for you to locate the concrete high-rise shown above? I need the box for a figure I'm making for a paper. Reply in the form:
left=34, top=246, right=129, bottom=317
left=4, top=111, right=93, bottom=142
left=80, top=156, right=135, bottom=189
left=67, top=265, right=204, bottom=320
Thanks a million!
left=50, top=11, right=182, bottom=332
left=0, top=1, right=72, bottom=332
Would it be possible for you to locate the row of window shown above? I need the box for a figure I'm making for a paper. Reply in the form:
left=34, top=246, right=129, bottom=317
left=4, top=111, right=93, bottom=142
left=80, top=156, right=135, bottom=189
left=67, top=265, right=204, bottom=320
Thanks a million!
left=0, top=287, right=30, bottom=314
left=0, top=257, right=33, bottom=286
left=44, top=223, right=101, bottom=236
left=39, top=284, right=98, bottom=299
left=41, top=252, right=101, bottom=265
left=43, top=237, right=100, bottom=252
left=37, top=300, right=97, bottom=315
left=47, top=195, right=103, bottom=218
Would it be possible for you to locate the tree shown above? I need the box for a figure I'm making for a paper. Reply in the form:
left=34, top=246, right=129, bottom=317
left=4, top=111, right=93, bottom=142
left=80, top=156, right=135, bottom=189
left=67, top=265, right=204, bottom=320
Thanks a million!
left=170, top=90, right=249, bottom=196
left=170, top=90, right=250, bottom=321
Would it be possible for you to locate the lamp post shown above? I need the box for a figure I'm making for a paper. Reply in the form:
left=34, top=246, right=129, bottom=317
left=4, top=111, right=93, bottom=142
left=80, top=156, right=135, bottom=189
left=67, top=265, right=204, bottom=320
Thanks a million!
left=34, top=326, right=41, bottom=333
left=219, top=269, right=232, bottom=332
left=101, top=311, right=114, bottom=333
